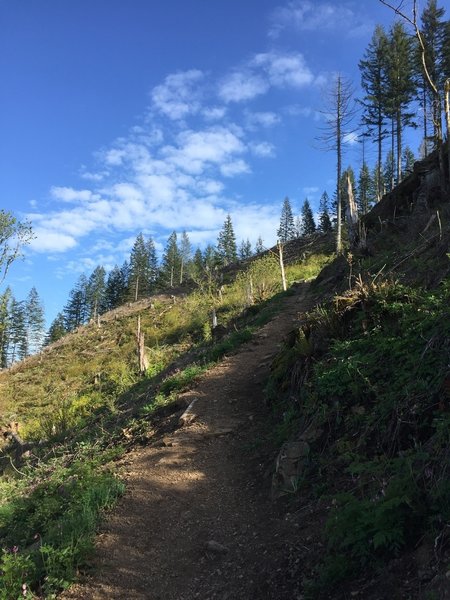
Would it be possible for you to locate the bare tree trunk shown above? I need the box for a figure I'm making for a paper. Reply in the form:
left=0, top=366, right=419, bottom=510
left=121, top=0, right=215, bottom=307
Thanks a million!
left=134, top=275, right=139, bottom=302
left=277, top=242, right=287, bottom=291
left=336, top=76, right=343, bottom=254
left=445, top=79, right=450, bottom=189
left=136, top=315, right=148, bottom=375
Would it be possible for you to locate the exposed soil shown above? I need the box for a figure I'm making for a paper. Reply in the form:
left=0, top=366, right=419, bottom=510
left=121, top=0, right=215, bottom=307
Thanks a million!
left=60, top=284, right=317, bottom=600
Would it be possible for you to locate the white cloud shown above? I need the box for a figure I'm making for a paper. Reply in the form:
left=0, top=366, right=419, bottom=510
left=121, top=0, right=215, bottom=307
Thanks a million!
left=245, top=111, right=281, bottom=129
left=269, top=1, right=372, bottom=39
left=162, top=126, right=246, bottom=174
left=219, top=50, right=317, bottom=104
left=202, top=106, right=227, bottom=120
left=30, top=230, right=77, bottom=253
left=220, top=159, right=251, bottom=177
left=252, top=51, right=315, bottom=88
left=303, top=186, right=319, bottom=195
left=218, top=72, right=269, bottom=103
left=250, top=142, right=276, bottom=158
left=151, top=69, right=204, bottom=120
left=50, top=187, right=99, bottom=203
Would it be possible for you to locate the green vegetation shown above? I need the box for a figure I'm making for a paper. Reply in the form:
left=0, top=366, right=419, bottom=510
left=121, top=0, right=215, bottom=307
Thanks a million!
left=266, top=277, right=450, bottom=595
left=0, top=248, right=330, bottom=597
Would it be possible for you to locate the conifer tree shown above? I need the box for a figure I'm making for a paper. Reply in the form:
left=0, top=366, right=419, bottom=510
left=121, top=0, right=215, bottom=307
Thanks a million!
left=239, top=239, right=252, bottom=259
left=359, top=25, right=390, bottom=201
left=160, top=232, right=181, bottom=287
left=402, top=146, right=416, bottom=175
left=63, top=275, right=89, bottom=331
left=86, top=266, right=106, bottom=320
left=8, top=298, right=27, bottom=363
left=357, top=162, right=372, bottom=215
left=25, top=287, right=45, bottom=354
left=420, top=0, right=447, bottom=147
left=300, top=199, right=316, bottom=235
left=179, top=231, right=192, bottom=284
left=129, top=233, right=156, bottom=300
left=277, top=197, right=296, bottom=243
left=216, top=215, right=237, bottom=266
left=383, top=150, right=396, bottom=193
left=255, top=236, right=264, bottom=254
left=105, top=264, right=128, bottom=310
left=0, top=287, right=12, bottom=367
left=385, top=22, right=416, bottom=183
left=318, top=192, right=333, bottom=233
left=45, top=312, right=67, bottom=345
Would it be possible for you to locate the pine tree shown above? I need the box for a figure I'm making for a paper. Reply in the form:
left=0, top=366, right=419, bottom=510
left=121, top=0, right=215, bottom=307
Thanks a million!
left=239, top=239, right=252, bottom=259
left=179, top=231, right=192, bottom=284
left=105, top=264, right=128, bottom=310
left=255, top=236, right=264, bottom=254
left=216, top=215, right=237, bottom=266
left=25, top=287, right=45, bottom=354
left=63, top=275, right=89, bottom=331
left=420, top=0, right=447, bottom=147
left=385, top=22, right=416, bottom=183
left=300, top=199, right=316, bottom=235
left=371, top=161, right=385, bottom=202
left=359, top=25, right=390, bottom=201
left=129, top=233, right=156, bottom=300
left=0, top=287, right=12, bottom=367
left=318, top=192, right=333, bottom=233
left=160, top=232, right=181, bottom=287
left=383, top=150, right=396, bottom=193
left=402, top=146, right=416, bottom=175
left=45, top=312, right=67, bottom=345
left=277, top=197, right=296, bottom=243
left=357, top=162, right=372, bottom=215
left=8, top=298, right=27, bottom=363
left=86, top=266, right=106, bottom=320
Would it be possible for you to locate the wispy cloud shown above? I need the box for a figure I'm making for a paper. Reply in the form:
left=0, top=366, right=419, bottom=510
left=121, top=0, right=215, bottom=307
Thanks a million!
left=151, top=69, right=204, bottom=120
left=268, top=1, right=372, bottom=39
left=219, top=49, right=319, bottom=104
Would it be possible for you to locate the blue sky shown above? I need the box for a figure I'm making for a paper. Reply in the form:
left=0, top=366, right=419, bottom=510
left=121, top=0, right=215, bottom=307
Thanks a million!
left=0, top=0, right=421, bottom=324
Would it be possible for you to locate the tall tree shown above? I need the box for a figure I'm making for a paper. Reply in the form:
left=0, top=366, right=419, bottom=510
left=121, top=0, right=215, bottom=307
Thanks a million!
left=239, top=239, right=252, bottom=260
left=179, top=231, right=192, bottom=284
left=63, top=275, right=89, bottom=331
left=129, top=233, right=156, bottom=300
left=255, top=236, right=264, bottom=254
left=8, top=298, right=27, bottom=363
left=0, top=287, right=12, bottom=367
left=86, top=266, right=106, bottom=320
left=25, top=287, right=45, bottom=354
left=359, top=24, right=390, bottom=201
left=160, top=232, right=181, bottom=287
left=420, top=0, right=447, bottom=147
left=45, top=312, right=67, bottom=346
left=300, top=199, right=316, bottom=235
left=357, top=162, right=372, bottom=215
left=277, top=197, right=296, bottom=243
left=402, top=146, right=416, bottom=175
left=385, top=21, right=416, bottom=183
left=105, top=264, right=128, bottom=310
left=317, top=74, right=356, bottom=253
left=216, top=215, right=237, bottom=266
left=318, top=192, right=333, bottom=233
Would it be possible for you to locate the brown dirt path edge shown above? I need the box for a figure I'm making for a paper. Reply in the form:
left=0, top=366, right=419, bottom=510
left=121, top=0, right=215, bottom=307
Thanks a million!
left=61, top=284, right=315, bottom=600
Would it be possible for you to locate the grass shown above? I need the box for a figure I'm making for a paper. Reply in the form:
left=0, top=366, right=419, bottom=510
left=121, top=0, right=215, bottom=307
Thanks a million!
left=0, top=247, right=335, bottom=597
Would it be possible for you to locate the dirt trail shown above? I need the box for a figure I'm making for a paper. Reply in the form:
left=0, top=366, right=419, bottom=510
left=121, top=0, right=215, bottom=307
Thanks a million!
left=62, top=284, right=314, bottom=600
